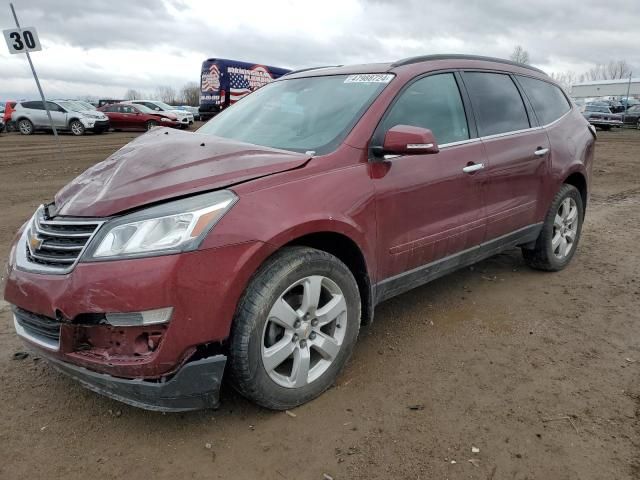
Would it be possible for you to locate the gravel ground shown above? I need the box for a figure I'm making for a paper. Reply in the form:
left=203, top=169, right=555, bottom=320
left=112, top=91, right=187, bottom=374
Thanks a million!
left=0, top=127, right=638, bottom=480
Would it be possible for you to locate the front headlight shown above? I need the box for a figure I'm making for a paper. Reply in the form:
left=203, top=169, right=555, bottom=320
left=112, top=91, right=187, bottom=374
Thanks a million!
left=83, top=190, right=237, bottom=261
left=160, top=117, right=171, bottom=122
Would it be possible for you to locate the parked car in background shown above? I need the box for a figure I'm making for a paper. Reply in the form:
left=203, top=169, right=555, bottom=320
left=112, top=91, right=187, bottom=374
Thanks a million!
left=582, top=104, right=623, bottom=130
left=98, top=103, right=180, bottom=131
left=0, top=116, right=5, bottom=133
left=4, top=55, right=595, bottom=412
left=174, top=105, right=200, bottom=121
left=622, top=104, right=640, bottom=128
left=12, top=100, right=110, bottom=135
left=126, top=100, right=194, bottom=128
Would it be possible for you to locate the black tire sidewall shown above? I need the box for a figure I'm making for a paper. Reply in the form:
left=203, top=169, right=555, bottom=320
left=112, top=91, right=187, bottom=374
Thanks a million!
left=146, top=121, right=157, bottom=130
left=540, top=185, right=584, bottom=270
left=231, top=248, right=361, bottom=409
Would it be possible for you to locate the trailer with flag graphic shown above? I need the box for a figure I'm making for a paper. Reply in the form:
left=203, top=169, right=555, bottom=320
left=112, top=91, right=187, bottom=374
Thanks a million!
left=199, top=58, right=291, bottom=120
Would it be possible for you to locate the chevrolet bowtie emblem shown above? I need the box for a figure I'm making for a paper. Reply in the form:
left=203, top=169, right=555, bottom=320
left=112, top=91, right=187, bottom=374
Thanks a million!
left=28, top=231, right=43, bottom=251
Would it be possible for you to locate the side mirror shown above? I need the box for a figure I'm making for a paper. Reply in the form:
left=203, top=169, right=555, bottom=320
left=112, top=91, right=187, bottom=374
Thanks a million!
left=381, top=125, right=439, bottom=156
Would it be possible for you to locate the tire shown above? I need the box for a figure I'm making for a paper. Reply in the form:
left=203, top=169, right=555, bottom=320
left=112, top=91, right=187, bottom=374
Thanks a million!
left=229, top=246, right=361, bottom=410
left=146, top=120, right=158, bottom=130
left=18, top=118, right=34, bottom=135
left=522, top=184, right=584, bottom=271
left=69, top=120, right=85, bottom=136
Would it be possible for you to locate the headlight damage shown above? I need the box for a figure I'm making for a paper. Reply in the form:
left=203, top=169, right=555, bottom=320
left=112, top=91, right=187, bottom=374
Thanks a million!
left=83, top=190, right=237, bottom=260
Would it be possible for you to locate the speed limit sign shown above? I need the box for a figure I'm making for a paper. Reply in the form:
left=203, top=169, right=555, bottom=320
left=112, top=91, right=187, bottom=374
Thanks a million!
left=3, top=26, right=41, bottom=54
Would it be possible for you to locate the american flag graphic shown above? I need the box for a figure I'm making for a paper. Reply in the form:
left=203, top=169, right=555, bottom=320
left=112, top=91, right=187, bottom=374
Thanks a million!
left=230, top=65, right=274, bottom=104
left=202, top=65, right=221, bottom=92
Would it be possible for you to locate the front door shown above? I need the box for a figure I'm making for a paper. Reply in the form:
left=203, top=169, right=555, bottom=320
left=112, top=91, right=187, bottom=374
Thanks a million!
left=372, top=72, right=487, bottom=296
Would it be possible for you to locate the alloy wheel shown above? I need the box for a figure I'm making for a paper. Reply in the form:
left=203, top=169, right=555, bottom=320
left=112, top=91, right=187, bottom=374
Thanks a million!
left=71, top=121, right=84, bottom=135
left=19, top=120, right=32, bottom=134
left=552, top=197, right=579, bottom=259
left=261, top=275, right=348, bottom=388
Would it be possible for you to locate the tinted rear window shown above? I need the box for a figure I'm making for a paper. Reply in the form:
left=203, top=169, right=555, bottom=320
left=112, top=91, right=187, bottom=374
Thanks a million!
left=463, top=72, right=530, bottom=136
left=518, top=76, right=571, bottom=125
left=21, top=101, right=44, bottom=110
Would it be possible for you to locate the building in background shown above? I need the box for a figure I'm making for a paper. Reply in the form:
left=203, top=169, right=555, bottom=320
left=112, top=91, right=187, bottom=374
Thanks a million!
left=571, top=78, right=640, bottom=99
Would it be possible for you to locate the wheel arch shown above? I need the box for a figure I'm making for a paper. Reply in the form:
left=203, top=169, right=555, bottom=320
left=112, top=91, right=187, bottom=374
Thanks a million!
left=282, top=231, right=374, bottom=326
left=563, top=171, right=588, bottom=211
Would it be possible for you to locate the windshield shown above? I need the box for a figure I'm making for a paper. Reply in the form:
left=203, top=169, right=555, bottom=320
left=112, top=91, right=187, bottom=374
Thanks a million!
left=135, top=104, right=157, bottom=114
left=153, top=101, right=175, bottom=111
left=57, top=100, right=90, bottom=112
left=198, top=74, right=394, bottom=154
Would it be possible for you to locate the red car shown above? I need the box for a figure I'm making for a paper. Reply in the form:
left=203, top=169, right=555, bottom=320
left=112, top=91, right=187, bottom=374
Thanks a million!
left=4, top=55, right=595, bottom=412
left=98, top=103, right=179, bottom=130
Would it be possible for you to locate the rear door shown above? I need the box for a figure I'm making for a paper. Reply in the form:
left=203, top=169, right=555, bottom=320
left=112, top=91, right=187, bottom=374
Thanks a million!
left=372, top=72, right=487, bottom=290
left=461, top=71, right=550, bottom=241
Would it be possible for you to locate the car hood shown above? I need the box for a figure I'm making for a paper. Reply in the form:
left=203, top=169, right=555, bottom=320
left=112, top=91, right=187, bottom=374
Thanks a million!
left=54, top=127, right=312, bottom=217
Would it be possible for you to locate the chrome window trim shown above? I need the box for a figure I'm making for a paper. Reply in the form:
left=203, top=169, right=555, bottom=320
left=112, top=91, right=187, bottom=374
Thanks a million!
left=13, top=314, right=60, bottom=351
left=438, top=108, right=572, bottom=149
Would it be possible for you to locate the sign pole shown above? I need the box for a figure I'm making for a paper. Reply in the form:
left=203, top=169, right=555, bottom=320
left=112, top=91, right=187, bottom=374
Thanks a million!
left=622, top=72, right=632, bottom=125
left=9, top=2, right=63, bottom=159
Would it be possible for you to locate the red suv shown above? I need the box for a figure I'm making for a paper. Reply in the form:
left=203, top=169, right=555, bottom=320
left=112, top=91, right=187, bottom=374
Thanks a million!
left=3, top=55, right=595, bottom=411
left=98, top=103, right=180, bottom=131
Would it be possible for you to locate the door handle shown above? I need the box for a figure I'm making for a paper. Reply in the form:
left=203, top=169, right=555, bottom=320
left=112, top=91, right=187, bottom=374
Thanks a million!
left=462, top=163, right=485, bottom=173
left=534, top=147, right=549, bottom=156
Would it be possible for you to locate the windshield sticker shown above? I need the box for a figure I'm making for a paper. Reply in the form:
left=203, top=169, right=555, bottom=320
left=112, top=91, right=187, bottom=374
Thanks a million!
left=344, top=74, right=394, bottom=84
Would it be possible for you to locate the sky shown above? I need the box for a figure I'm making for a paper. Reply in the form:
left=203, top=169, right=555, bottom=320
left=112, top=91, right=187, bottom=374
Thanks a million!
left=1, top=0, right=639, bottom=101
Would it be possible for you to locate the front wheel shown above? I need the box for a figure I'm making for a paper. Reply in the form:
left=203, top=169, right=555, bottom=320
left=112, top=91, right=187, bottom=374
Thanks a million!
left=229, top=247, right=361, bottom=410
left=69, top=120, right=85, bottom=136
left=522, top=184, right=584, bottom=271
left=145, top=120, right=158, bottom=130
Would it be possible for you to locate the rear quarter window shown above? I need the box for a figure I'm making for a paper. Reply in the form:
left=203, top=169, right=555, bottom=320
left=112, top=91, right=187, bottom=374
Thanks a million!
left=517, top=76, right=571, bottom=125
left=21, top=101, right=44, bottom=110
left=462, top=72, right=530, bottom=137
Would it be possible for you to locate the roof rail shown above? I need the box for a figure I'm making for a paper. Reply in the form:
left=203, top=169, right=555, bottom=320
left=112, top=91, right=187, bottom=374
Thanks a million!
left=391, top=54, right=547, bottom=75
left=283, top=65, right=343, bottom=76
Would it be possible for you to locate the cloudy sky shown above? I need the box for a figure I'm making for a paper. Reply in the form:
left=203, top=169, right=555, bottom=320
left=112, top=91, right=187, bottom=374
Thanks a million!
left=1, top=0, right=639, bottom=101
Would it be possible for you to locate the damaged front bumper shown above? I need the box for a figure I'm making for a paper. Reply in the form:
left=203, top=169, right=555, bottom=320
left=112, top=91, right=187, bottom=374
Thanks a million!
left=25, top=333, right=226, bottom=412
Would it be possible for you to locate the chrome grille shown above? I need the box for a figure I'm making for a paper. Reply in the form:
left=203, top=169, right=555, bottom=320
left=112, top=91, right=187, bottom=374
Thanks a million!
left=23, top=205, right=104, bottom=273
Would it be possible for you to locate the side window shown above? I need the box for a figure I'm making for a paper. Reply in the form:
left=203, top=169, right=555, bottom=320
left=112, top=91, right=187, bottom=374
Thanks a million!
left=22, top=101, right=44, bottom=110
left=517, top=76, right=571, bottom=125
left=463, top=72, right=530, bottom=136
left=47, top=102, right=63, bottom=112
left=381, top=73, right=469, bottom=145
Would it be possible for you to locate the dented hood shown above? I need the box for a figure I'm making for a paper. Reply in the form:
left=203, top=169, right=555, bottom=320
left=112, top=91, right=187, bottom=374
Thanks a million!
left=54, top=128, right=311, bottom=217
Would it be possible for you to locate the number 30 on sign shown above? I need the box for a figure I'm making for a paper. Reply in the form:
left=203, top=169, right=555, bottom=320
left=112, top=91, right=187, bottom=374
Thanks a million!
left=3, top=27, right=42, bottom=54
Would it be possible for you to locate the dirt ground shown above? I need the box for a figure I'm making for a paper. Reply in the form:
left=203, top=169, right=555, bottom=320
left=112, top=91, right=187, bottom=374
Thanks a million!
left=0, top=127, right=638, bottom=480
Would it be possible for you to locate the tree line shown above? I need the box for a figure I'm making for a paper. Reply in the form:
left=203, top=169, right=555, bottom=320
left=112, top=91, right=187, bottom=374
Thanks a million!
left=124, top=82, right=200, bottom=106
left=510, top=46, right=633, bottom=91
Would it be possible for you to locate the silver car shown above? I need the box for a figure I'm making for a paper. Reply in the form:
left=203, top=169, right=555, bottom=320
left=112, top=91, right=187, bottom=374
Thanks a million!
left=12, top=100, right=110, bottom=136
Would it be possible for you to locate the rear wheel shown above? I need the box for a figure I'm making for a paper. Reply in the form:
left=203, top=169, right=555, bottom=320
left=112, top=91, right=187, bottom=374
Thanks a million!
left=229, top=247, right=361, bottom=410
left=146, top=120, right=158, bottom=130
left=69, top=120, right=85, bottom=136
left=18, top=119, right=34, bottom=135
left=522, top=184, right=584, bottom=271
